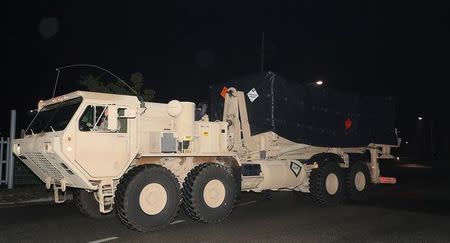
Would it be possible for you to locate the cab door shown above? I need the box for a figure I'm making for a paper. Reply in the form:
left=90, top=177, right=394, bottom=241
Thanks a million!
left=75, top=105, right=130, bottom=178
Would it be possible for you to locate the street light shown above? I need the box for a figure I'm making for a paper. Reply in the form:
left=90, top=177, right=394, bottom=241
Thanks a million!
left=306, top=80, right=324, bottom=86
left=418, top=116, right=423, bottom=121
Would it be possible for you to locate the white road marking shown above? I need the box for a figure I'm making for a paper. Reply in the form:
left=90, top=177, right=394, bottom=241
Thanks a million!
left=0, top=197, right=53, bottom=208
left=398, top=163, right=432, bottom=169
left=22, top=197, right=53, bottom=203
left=0, top=194, right=74, bottom=208
left=88, top=236, right=119, bottom=243
left=170, top=219, right=185, bottom=225
left=238, top=200, right=258, bottom=207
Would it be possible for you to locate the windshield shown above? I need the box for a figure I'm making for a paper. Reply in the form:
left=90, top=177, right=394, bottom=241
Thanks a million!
left=25, top=97, right=83, bottom=135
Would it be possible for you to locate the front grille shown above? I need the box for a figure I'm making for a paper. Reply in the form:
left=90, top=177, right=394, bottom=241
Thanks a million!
left=23, top=152, right=72, bottom=185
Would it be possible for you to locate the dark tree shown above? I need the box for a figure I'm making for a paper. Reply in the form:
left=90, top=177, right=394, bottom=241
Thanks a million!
left=79, top=72, right=155, bottom=101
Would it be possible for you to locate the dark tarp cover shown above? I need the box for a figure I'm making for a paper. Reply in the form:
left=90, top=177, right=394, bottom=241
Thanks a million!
left=209, top=72, right=397, bottom=147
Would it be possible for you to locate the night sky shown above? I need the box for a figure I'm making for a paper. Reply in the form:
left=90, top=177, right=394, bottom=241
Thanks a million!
left=2, top=2, right=450, bottom=157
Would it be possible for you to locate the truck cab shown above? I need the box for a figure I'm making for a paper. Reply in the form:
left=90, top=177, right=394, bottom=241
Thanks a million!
left=13, top=91, right=141, bottom=192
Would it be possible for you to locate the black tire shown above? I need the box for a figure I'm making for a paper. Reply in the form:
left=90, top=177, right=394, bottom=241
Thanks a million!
left=309, top=159, right=345, bottom=206
left=73, top=189, right=115, bottom=219
left=346, top=162, right=372, bottom=201
left=182, top=163, right=237, bottom=223
left=115, top=165, right=181, bottom=232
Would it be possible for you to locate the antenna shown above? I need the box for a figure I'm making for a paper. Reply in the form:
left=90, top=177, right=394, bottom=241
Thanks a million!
left=52, top=68, right=61, bottom=98
left=52, top=64, right=145, bottom=107
left=260, top=32, right=265, bottom=73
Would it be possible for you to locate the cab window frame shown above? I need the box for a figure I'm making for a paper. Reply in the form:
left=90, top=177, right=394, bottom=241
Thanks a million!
left=78, top=104, right=127, bottom=133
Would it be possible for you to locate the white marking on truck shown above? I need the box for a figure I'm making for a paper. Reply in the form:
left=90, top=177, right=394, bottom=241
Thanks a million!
left=247, top=88, right=259, bottom=102
left=88, top=236, right=119, bottom=243
left=290, top=161, right=301, bottom=177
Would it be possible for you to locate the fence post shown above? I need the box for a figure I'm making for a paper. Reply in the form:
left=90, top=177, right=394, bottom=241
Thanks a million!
left=5, top=137, right=10, bottom=185
left=8, top=110, right=16, bottom=189
left=0, top=137, right=3, bottom=184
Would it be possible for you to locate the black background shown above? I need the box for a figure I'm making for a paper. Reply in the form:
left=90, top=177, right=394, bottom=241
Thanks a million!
left=2, top=1, right=449, bottom=159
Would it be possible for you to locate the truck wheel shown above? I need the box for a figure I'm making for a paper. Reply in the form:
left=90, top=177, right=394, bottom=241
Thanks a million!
left=115, top=165, right=181, bottom=232
left=309, top=160, right=345, bottom=206
left=182, top=163, right=237, bottom=223
left=346, top=162, right=372, bottom=201
left=73, top=189, right=114, bottom=219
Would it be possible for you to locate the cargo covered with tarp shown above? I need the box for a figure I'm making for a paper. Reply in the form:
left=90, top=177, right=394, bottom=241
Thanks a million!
left=209, top=72, right=397, bottom=148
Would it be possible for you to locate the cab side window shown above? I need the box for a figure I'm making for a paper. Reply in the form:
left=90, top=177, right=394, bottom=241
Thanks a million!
left=79, top=105, right=108, bottom=132
left=117, top=108, right=128, bottom=133
left=79, top=105, right=94, bottom=131
left=79, top=105, right=127, bottom=133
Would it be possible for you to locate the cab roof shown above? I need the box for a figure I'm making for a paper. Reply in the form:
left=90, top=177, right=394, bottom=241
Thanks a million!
left=38, top=91, right=140, bottom=109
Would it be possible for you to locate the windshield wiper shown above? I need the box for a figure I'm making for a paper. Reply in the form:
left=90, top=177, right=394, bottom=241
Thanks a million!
left=49, top=125, right=56, bottom=133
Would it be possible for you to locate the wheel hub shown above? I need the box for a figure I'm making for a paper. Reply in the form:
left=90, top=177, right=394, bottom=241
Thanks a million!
left=354, top=171, right=366, bottom=192
left=139, top=183, right=167, bottom=215
left=203, top=179, right=226, bottom=208
left=325, top=173, right=339, bottom=195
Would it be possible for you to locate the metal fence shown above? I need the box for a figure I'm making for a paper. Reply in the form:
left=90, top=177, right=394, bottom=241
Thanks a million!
left=1, top=137, right=9, bottom=185
left=0, top=136, right=41, bottom=186
left=2, top=110, right=41, bottom=187
left=14, top=156, right=41, bottom=185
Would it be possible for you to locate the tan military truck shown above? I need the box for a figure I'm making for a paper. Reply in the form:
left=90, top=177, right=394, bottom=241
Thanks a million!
left=13, top=83, right=399, bottom=231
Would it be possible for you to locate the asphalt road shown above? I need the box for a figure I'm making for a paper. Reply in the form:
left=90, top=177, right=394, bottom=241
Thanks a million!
left=1, top=161, right=450, bottom=243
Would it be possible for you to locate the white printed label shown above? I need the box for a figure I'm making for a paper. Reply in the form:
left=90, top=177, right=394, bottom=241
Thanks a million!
left=290, top=161, right=302, bottom=177
left=247, top=88, right=259, bottom=102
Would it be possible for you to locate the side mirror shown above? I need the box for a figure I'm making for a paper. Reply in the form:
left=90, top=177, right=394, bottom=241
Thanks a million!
left=119, top=108, right=137, bottom=118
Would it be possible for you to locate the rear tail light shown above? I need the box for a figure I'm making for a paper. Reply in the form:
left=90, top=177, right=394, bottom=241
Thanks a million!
left=379, top=176, right=397, bottom=184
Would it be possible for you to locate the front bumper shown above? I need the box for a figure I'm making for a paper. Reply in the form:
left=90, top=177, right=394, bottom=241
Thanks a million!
left=14, top=135, right=96, bottom=190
